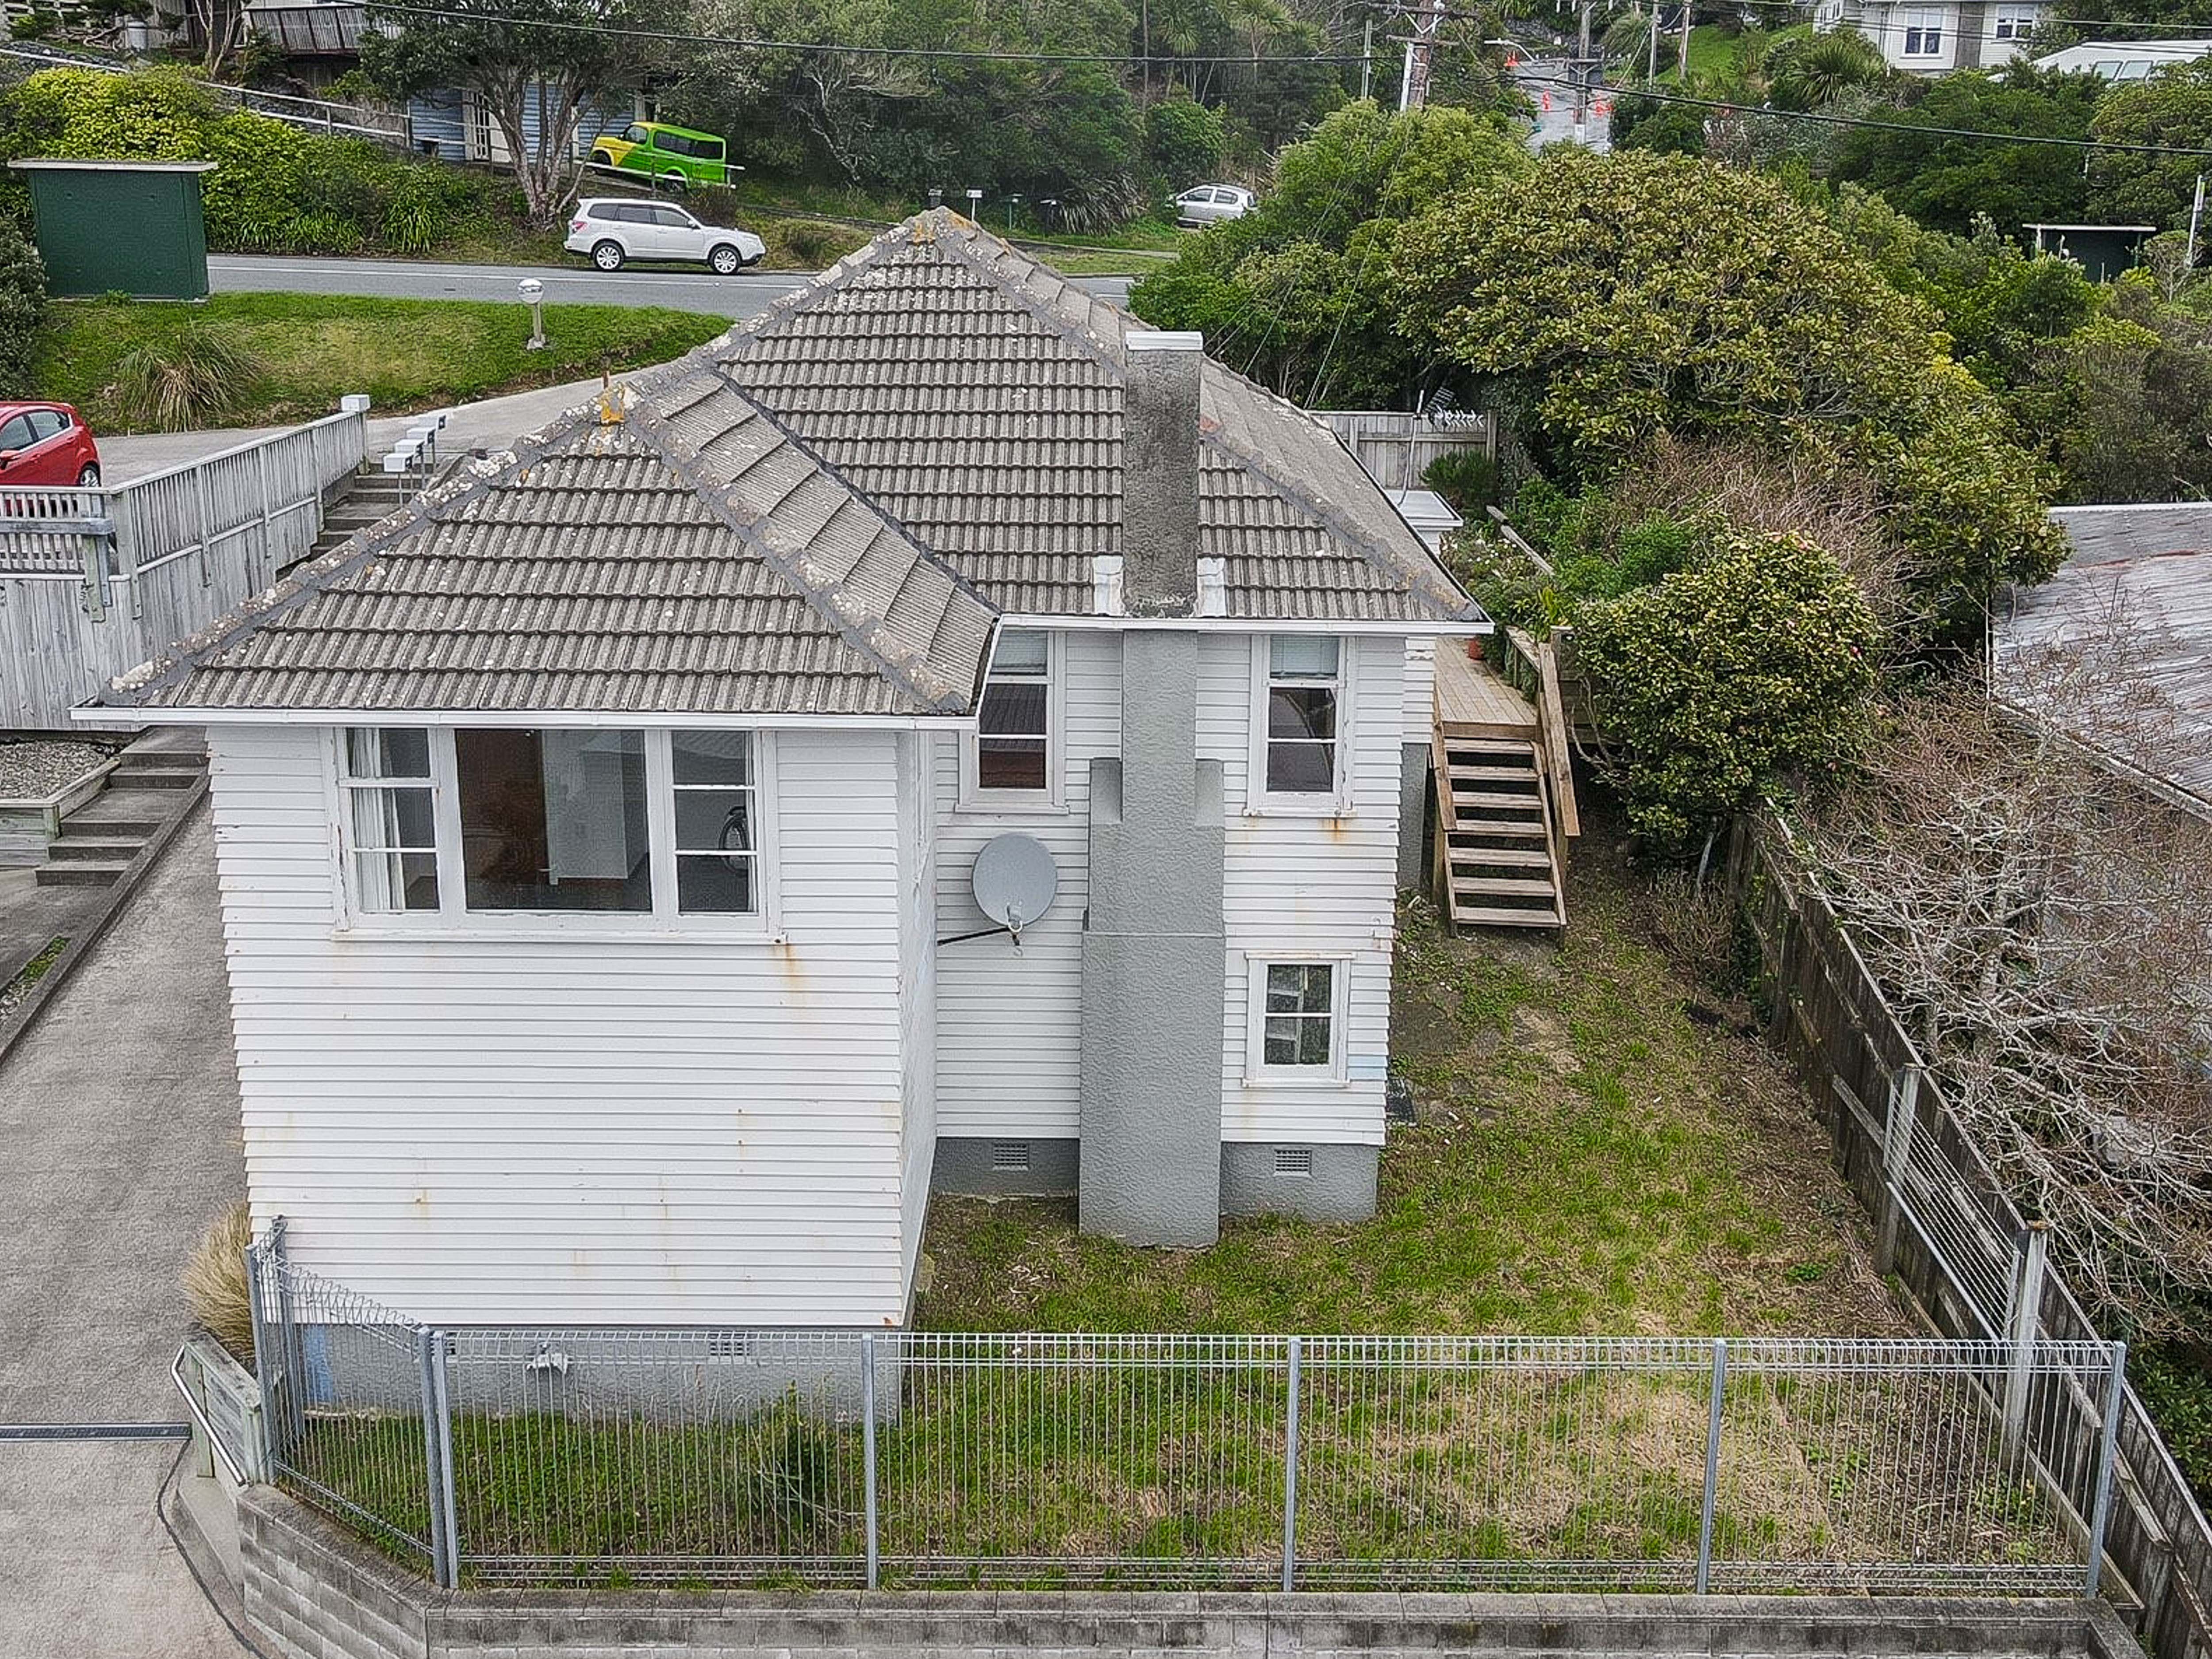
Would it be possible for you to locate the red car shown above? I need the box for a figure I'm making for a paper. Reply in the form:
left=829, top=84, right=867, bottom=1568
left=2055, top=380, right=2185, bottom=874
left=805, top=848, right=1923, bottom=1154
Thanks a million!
left=0, top=401, right=100, bottom=488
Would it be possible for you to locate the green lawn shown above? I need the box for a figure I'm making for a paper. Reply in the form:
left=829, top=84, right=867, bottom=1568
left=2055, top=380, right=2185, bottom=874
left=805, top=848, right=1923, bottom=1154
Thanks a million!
left=33, top=292, right=730, bottom=434
left=921, top=836, right=1906, bottom=1338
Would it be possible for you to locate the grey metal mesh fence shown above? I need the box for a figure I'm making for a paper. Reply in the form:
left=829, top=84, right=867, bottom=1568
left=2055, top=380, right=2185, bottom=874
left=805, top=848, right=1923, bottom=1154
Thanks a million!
left=245, top=1242, right=2120, bottom=1598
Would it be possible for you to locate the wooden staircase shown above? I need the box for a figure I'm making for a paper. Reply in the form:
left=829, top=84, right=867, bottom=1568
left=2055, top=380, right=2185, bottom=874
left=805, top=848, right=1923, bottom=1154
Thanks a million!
left=1431, top=640, right=1578, bottom=932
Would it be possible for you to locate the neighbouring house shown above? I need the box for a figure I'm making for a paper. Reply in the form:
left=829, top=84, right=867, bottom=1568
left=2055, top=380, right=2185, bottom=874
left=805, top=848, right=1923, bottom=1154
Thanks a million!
left=1993, top=503, right=2212, bottom=819
left=2030, top=36, right=2212, bottom=80
left=91, top=211, right=1482, bottom=1329
left=1814, top=0, right=2046, bottom=73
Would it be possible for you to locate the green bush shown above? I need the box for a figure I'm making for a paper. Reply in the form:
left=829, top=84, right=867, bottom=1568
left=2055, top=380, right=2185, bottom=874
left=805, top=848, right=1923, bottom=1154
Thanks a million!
left=1575, top=528, right=1878, bottom=854
left=1421, top=448, right=1498, bottom=512
left=1144, top=95, right=1229, bottom=192
left=0, top=213, right=46, bottom=393
left=0, top=68, right=506, bottom=260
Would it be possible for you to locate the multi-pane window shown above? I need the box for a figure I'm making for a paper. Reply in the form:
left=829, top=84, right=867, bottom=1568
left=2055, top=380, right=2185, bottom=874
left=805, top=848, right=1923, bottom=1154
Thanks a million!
left=1263, top=636, right=1341, bottom=796
left=975, top=628, right=1052, bottom=794
left=1901, top=9, right=1943, bottom=54
left=1993, top=6, right=2035, bottom=38
left=340, top=728, right=439, bottom=912
left=338, top=727, right=765, bottom=924
left=670, top=731, right=757, bottom=914
left=1250, top=961, right=1341, bottom=1077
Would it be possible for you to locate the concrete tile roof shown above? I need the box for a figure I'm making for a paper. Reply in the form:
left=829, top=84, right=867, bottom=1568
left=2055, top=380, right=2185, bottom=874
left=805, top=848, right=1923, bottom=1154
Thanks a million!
left=106, top=211, right=1475, bottom=717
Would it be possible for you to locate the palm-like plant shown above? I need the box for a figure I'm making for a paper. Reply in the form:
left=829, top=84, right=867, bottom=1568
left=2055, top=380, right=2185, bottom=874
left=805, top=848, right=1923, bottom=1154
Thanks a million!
left=1767, top=27, right=1892, bottom=110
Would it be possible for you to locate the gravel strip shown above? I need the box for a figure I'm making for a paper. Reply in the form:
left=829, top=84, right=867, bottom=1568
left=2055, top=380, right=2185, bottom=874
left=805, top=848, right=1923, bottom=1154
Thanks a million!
left=0, top=740, right=116, bottom=801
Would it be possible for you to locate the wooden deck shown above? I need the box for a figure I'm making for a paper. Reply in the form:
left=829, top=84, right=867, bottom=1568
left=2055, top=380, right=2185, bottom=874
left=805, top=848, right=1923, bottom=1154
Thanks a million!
left=1434, top=639, right=1540, bottom=737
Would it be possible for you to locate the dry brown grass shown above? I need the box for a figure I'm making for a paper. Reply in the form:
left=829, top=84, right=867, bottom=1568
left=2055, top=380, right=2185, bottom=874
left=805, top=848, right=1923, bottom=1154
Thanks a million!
left=184, top=1200, right=255, bottom=1363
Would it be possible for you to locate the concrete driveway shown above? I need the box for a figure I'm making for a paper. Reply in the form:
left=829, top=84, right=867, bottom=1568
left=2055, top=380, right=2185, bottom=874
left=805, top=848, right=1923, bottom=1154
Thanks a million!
left=0, top=808, right=250, bottom=1655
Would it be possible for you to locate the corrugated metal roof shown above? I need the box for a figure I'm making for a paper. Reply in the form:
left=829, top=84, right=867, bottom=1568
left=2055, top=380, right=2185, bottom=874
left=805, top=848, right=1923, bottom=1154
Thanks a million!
left=107, top=211, right=1477, bottom=716
left=1993, top=503, right=2212, bottom=810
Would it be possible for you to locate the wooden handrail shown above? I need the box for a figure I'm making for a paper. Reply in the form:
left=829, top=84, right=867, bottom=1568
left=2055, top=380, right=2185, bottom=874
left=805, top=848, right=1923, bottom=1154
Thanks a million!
left=1505, top=626, right=1580, bottom=846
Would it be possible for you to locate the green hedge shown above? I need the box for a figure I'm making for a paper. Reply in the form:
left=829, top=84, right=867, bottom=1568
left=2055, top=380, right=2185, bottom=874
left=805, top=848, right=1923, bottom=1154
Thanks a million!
left=0, top=68, right=512, bottom=257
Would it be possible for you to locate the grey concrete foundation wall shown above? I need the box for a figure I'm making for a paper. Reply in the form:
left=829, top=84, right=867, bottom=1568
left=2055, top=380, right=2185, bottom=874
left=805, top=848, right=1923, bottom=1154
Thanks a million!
left=930, top=1135, right=1080, bottom=1196
left=1079, top=629, right=1226, bottom=1247
left=1221, top=1142, right=1379, bottom=1223
left=1399, top=738, right=1430, bottom=890
left=241, top=1486, right=2140, bottom=1659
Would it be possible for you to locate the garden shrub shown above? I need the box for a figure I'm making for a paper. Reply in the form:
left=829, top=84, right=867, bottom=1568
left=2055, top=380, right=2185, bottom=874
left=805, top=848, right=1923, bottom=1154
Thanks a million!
left=184, top=1200, right=255, bottom=1363
left=1575, top=528, right=1878, bottom=854
left=1144, top=95, right=1229, bottom=192
left=0, top=68, right=507, bottom=259
left=113, top=320, right=267, bottom=428
left=0, top=213, right=46, bottom=395
left=1421, top=448, right=1498, bottom=513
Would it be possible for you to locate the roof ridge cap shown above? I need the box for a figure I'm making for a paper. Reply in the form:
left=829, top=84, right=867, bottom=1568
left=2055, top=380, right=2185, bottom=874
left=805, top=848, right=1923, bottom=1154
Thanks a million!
left=624, top=365, right=991, bottom=714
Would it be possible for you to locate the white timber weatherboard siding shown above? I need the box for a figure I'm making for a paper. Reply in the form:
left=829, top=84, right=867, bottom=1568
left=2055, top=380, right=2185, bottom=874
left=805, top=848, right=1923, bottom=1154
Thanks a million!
left=1202, top=632, right=1402, bottom=1146
left=931, top=628, right=1120, bottom=1140
left=207, top=722, right=911, bottom=1328
left=896, top=730, right=937, bottom=1296
left=1402, top=638, right=1436, bottom=746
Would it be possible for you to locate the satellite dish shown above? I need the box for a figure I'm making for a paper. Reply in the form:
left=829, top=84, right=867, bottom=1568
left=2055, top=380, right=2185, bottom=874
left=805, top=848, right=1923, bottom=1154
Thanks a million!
left=972, top=833, right=1058, bottom=943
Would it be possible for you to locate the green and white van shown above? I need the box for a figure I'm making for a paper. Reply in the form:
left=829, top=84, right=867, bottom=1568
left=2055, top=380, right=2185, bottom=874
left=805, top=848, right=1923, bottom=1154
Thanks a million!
left=589, top=122, right=732, bottom=190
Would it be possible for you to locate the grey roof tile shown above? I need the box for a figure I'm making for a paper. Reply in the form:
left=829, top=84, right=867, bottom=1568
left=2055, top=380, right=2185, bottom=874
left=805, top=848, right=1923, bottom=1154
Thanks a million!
left=107, top=211, right=1474, bottom=717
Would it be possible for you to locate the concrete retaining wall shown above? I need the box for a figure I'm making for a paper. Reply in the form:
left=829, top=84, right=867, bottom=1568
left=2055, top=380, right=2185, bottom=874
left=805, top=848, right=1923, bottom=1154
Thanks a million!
left=241, top=1486, right=2139, bottom=1659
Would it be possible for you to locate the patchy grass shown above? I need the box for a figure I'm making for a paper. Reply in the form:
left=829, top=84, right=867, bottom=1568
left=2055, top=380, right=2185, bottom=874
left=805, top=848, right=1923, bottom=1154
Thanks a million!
left=34, top=293, right=729, bottom=434
left=921, top=834, right=1905, bottom=1338
left=0, top=934, right=68, bottom=1026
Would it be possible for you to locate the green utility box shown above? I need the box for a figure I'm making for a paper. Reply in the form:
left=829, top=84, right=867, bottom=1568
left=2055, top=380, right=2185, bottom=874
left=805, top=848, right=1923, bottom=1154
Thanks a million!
left=8, top=159, right=217, bottom=300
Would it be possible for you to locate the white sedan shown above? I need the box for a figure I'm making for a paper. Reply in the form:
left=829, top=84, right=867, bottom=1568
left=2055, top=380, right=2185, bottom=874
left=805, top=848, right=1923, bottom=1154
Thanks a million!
left=1172, top=183, right=1256, bottom=227
left=565, top=198, right=767, bottom=274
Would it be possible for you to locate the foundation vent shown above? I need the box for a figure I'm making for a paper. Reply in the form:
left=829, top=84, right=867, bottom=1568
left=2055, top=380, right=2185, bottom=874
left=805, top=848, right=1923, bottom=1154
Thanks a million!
left=992, top=1140, right=1032, bottom=1173
left=1274, top=1146, right=1314, bottom=1178
left=707, top=1332, right=752, bottom=1361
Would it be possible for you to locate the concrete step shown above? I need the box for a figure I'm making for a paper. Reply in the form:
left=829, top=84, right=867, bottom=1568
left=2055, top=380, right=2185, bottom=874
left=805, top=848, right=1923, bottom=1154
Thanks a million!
left=69, top=788, right=191, bottom=835
left=105, top=764, right=203, bottom=790
left=35, top=858, right=130, bottom=887
left=47, top=836, right=145, bottom=861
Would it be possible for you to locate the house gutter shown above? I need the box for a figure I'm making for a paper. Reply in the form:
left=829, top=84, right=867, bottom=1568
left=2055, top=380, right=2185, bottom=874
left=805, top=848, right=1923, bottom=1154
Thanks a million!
left=71, top=707, right=980, bottom=732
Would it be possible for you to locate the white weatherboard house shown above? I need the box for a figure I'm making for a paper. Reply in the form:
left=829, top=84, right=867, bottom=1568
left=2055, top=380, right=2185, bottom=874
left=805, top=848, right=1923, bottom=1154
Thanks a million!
left=98, top=212, right=1482, bottom=1329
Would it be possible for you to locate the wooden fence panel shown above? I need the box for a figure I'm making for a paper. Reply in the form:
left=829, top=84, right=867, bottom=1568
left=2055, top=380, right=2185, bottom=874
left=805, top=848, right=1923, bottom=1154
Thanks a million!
left=0, top=411, right=365, bottom=729
left=1732, top=812, right=2212, bottom=1659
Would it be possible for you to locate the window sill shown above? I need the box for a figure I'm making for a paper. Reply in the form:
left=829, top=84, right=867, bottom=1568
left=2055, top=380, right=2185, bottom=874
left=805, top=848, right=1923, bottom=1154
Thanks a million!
left=1240, top=1072, right=1355, bottom=1091
left=334, top=921, right=784, bottom=945
left=1244, top=798, right=1356, bottom=819
left=954, top=793, right=1069, bottom=818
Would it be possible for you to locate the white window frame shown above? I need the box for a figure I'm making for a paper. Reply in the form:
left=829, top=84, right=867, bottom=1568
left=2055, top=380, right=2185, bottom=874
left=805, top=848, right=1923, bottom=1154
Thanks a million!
left=959, top=628, right=1064, bottom=811
left=1247, top=634, right=1353, bottom=816
left=1992, top=5, right=2035, bottom=39
left=1242, top=954, right=1351, bottom=1087
left=1900, top=8, right=1945, bottom=55
left=331, top=726, right=780, bottom=939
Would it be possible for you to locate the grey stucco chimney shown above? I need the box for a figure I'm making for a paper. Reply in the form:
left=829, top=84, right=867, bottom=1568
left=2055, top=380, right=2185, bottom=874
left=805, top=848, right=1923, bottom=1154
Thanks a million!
left=1121, top=330, right=1203, bottom=618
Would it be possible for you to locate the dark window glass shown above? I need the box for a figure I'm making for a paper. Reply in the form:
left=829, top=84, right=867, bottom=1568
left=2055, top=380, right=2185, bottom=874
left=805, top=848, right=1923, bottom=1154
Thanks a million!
left=457, top=729, right=651, bottom=912
left=26, top=410, right=64, bottom=442
left=1261, top=963, right=1334, bottom=1067
left=976, top=630, right=1049, bottom=791
left=342, top=727, right=438, bottom=913
left=0, top=415, right=32, bottom=451
left=671, top=731, right=758, bottom=915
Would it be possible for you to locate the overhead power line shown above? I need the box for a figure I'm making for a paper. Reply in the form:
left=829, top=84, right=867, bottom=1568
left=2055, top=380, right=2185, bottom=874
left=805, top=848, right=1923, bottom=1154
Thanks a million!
left=1521, top=69, right=2212, bottom=153
left=360, top=0, right=1370, bottom=65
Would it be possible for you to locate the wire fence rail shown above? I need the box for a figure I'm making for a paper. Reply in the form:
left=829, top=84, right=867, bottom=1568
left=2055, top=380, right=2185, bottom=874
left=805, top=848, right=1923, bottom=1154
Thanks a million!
left=1732, top=810, right=2212, bottom=1659
left=245, top=1225, right=2126, bottom=1598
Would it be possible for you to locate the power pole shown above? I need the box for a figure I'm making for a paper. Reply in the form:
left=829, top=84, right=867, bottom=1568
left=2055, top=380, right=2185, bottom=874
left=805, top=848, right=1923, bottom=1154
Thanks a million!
left=1648, top=0, right=1661, bottom=79
left=2189, top=172, right=2207, bottom=274
left=1572, top=0, right=1597, bottom=140
left=1398, top=0, right=1444, bottom=112
left=1678, top=0, right=1692, bottom=80
left=1360, top=14, right=1374, bottom=101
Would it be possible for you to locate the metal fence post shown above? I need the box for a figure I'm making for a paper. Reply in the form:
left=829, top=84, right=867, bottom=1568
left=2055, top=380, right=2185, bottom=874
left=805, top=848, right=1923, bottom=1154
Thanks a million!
left=191, top=464, right=214, bottom=587
left=242, top=1237, right=276, bottom=1468
left=862, top=1334, right=879, bottom=1591
left=429, top=1331, right=459, bottom=1591
left=2004, top=1223, right=2049, bottom=1459
left=1282, top=1335, right=1302, bottom=1594
left=1874, top=1065, right=1920, bottom=1275
left=416, top=1328, right=452, bottom=1589
left=2085, top=1341, right=2128, bottom=1599
left=1696, top=1338, right=1727, bottom=1595
left=271, top=1224, right=304, bottom=1442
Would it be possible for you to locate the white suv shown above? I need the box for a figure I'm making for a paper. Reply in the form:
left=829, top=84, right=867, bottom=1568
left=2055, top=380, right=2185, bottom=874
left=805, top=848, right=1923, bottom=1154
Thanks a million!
left=565, top=198, right=767, bottom=274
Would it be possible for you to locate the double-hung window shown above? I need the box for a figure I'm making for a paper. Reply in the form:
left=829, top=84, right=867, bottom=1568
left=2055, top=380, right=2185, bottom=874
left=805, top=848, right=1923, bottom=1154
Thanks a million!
left=338, top=728, right=440, bottom=912
left=1255, top=635, right=1345, bottom=807
left=1901, top=8, right=1943, bottom=55
left=1992, top=5, right=2034, bottom=38
left=1246, top=960, right=1346, bottom=1082
left=968, top=628, right=1056, bottom=802
left=338, top=726, right=771, bottom=927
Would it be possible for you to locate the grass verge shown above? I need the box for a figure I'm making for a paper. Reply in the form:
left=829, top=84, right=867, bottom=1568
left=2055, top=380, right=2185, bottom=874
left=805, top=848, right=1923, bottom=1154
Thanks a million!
left=34, top=293, right=730, bottom=434
left=920, top=833, right=1906, bottom=1338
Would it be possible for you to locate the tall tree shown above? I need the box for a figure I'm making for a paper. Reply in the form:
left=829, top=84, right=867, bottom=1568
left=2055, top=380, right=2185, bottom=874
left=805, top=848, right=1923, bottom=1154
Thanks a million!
left=361, top=0, right=683, bottom=225
left=2088, top=59, right=2212, bottom=233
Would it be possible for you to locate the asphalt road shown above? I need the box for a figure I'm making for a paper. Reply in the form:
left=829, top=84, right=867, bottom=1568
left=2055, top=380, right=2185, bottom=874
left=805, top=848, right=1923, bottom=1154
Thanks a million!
left=208, top=255, right=1134, bottom=319
left=1516, top=56, right=1613, bottom=152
